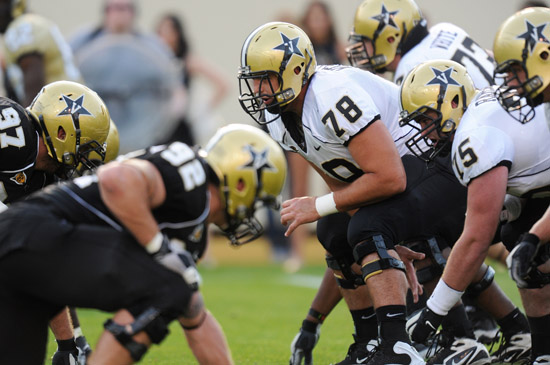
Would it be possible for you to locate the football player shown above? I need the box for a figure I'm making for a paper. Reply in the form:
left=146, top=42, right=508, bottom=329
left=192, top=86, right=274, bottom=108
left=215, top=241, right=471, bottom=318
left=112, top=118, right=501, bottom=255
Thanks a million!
left=400, top=60, right=531, bottom=364
left=347, top=0, right=494, bottom=88
left=0, top=123, right=287, bottom=364
left=345, top=0, right=507, bottom=351
left=408, top=7, right=550, bottom=364
left=0, top=0, right=82, bottom=106
left=239, top=21, right=430, bottom=364
left=0, top=80, right=112, bottom=364
left=494, top=6, right=550, bottom=364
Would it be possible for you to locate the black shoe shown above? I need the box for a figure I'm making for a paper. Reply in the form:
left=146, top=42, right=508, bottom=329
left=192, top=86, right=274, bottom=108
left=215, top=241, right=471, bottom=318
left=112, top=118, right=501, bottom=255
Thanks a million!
left=75, top=336, right=92, bottom=365
left=333, top=335, right=378, bottom=365
left=464, top=305, right=498, bottom=344
left=489, top=331, right=531, bottom=364
left=365, top=340, right=425, bottom=365
left=426, top=336, right=490, bottom=365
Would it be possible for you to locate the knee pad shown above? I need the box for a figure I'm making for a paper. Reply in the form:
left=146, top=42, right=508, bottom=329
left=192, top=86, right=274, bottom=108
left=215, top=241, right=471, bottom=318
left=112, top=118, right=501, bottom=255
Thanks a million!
left=406, top=238, right=447, bottom=284
left=353, top=235, right=405, bottom=283
left=466, top=266, right=495, bottom=297
left=104, top=307, right=170, bottom=361
left=325, top=255, right=363, bottom=289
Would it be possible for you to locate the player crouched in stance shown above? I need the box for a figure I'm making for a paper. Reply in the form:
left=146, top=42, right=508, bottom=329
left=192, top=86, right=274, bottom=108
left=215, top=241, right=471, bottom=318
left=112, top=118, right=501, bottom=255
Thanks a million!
left=408, top=8, right=550, bottom=364
left=400, top=60, right=531, bottom=364
left=0, top=124, right=287, bottom=364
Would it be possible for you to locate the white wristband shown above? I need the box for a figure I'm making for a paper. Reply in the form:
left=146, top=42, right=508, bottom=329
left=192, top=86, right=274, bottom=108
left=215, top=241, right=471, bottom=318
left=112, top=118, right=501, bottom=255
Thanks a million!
left=315, top=192, right=338, bottom=217
left=427, top=280, right=464, bottom=316
left=145, top=232, right=163, bottom=254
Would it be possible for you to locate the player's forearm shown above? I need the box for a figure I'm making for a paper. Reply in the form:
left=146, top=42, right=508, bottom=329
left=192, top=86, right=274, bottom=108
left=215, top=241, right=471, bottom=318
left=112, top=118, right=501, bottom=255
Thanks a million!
left=530, top=206, right=550, bottom=244
left=442, top=234, right=490, bottom=292
left=334, top=170, right=406, bottom=211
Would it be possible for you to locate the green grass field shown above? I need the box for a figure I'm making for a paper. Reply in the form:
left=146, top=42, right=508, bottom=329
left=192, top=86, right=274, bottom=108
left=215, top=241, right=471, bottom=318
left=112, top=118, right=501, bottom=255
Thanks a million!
left=43, top=238, right=522, bottom=364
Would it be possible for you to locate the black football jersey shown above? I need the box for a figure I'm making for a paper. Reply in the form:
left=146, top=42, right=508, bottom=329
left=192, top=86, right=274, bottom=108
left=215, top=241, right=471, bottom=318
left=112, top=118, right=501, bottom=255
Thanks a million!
left=32, top=142, right=212, bottom=261
left=0, top=97, right=55, bottom=204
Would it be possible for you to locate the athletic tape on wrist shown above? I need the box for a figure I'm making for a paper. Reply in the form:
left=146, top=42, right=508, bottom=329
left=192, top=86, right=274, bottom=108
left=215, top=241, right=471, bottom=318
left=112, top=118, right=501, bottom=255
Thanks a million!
left=315, top=192, right=338, bottom=217
left=427, top=280, right=464, bottom=316
left=145, top=232, right=163, bottom=254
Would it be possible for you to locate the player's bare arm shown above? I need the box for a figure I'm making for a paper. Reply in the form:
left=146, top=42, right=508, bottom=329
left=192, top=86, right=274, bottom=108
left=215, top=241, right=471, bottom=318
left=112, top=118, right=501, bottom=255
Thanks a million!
left=97, top=159, right=166, bottom=246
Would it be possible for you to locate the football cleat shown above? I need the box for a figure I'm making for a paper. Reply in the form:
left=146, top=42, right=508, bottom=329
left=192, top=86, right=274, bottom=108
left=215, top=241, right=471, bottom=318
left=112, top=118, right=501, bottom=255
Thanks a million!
left=489, top=332, right=531, bottom=364
left=75, top=335, right=92, bottom=365
left=465, top=305, right=499, bottom=344
left=533, top=354, right=550, bottom=364
left=426, top=337, right=490, bottom=365
left=333, top=336, right=378, bottom=365
left=364, top=340, right=425, bottom=365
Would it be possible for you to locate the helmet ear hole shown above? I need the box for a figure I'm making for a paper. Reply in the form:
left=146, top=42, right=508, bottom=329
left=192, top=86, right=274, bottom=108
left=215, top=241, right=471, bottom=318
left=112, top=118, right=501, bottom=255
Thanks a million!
left=57, top=126, right=66, bottom=140
left=451, top=95, right=459, bottom=109
left=388, top=36, right=395, bottom=44
left=541, top=51, right=549, bottom=61
left=237, top=178, right=246, bottom=192
left=294, top=66, right=302, bottom=75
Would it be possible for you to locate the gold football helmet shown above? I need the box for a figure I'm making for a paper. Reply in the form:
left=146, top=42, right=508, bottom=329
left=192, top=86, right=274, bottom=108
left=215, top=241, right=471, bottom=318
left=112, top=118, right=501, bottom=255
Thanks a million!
left=11, top=0, right=25, bottom=17
left=203, top=124, right=287, bottom=245
left=399, top=59, right=476, bottom=162
left=238, top=22, right=317, bottom=124
left=493, top=7, right=550, bottom=123
left=347, top=0, right=423, bottom=71
left=27, top=81, right=111, bottom=176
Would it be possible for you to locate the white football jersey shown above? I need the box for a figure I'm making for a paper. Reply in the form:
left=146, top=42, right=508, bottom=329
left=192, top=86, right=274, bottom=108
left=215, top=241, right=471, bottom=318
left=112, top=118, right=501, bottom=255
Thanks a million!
left=451, top=87, right=550, bottom=197
left=394, top=23, right=494, bottom=89
left=265, top=65, right=412, bottom=183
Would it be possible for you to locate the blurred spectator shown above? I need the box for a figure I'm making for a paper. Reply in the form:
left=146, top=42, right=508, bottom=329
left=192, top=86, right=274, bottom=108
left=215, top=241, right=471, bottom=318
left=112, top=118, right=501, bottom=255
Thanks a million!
left=70, top=0, right=183, bottom=154
left=0, top=0, right=81, bottom=106
left=155, top=13, right=229, bottom=146
left=300, top=0, right=347, bottom=65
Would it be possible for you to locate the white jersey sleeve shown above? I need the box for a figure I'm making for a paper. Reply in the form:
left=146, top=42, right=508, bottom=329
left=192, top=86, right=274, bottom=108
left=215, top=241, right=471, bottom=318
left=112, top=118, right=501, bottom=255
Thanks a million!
left=451, top=124, right=514, bottom=186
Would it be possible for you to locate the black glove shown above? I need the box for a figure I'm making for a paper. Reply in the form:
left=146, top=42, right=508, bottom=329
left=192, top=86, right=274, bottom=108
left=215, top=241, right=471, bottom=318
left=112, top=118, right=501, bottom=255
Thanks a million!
left=507, top=233, right=549, bottom=288
left=406, top=307, right=443, bottom=344
left=289, top=319, right=321, bottom=365
left=151, top=235, right=202, bottom=290
left=52, top=349, right=79, bottom=365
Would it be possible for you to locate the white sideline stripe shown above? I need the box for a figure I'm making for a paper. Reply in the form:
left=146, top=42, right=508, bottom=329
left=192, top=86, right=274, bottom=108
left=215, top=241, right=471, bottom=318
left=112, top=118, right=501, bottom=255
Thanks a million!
left=282, top=274, right=323, bottom=289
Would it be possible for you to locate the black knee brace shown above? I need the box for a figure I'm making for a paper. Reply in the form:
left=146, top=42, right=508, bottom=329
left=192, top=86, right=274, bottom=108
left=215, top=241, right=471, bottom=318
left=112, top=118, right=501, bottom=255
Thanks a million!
left=104, top=307, right=170, bottom=361
left=406, top=237, right=447, bottom=284
left=325, top=255, right=364, bottom=289
left=353, top=235, right=405, bottom=283
left=466, top=266, right=495, bottom=297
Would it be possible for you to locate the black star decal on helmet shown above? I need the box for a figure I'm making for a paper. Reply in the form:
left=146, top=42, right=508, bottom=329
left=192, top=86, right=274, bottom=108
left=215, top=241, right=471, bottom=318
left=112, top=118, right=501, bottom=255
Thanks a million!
left=273, top=32, right=304, bottom=59
left=426, top=67, right=460, bottom=87
left=242, top=145, right=275, bottom=173
left=516, top=19, right=549, bottom=54
left=56, top=94, right=93, bottom=118
left=370, top=4, right=399, bottom=30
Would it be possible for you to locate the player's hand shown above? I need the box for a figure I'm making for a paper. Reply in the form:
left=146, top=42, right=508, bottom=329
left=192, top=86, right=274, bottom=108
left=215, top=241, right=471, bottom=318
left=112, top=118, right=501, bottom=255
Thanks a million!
left=52, top=349, right=79, bottom=365
left=289, top=319, right=321, bottom=365
left=151, top=236, right=202, bottom=290
left=281, top=197, right=319, bottom=237
left=394, top=245, right=425, bottom=303
left=507, top=233, right=543, bottom=288
left=406, top=307, right=443, bottom=344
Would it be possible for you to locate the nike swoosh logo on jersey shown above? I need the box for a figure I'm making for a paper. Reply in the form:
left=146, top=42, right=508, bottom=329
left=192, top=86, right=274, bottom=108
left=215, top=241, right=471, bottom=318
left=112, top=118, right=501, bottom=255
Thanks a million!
left=386, top=312, right=404, bottom=318
left=314, top=145, right=321, bottom=151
